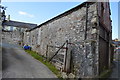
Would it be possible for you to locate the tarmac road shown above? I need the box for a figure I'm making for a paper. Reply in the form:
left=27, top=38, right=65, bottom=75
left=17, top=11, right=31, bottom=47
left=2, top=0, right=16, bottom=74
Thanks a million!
left=2, top=42, right=57, bottom=78
left=109, top=61, right=120, bottom=80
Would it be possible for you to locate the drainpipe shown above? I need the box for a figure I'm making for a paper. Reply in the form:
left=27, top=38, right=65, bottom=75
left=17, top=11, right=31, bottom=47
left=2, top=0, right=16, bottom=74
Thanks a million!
left=96, top=2, right=100, bottom=76
left=85, top=3, right=88, bottom=40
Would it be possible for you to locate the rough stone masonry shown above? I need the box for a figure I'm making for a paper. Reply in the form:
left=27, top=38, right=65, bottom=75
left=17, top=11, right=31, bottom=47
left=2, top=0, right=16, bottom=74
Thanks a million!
left=23, top=1, right=113, bottom=78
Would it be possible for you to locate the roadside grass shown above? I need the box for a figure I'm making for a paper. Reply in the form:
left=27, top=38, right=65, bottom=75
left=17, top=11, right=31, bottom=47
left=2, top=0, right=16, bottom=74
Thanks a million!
left=25, top=50, right=62, bottom=79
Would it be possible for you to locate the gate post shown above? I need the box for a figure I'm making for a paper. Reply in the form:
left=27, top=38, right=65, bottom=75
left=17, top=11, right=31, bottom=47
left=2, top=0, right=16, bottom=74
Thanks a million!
left=65, top=41, right=72, bottom=73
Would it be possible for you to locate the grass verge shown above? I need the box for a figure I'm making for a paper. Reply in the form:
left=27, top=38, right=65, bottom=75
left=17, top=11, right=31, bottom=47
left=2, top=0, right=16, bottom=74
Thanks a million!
left=25, top=50, right=62, bottom=79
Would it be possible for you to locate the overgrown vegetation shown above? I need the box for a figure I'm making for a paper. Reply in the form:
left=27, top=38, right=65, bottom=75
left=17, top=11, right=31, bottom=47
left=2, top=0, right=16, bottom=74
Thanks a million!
left=25, top=50, right=62, bottom=79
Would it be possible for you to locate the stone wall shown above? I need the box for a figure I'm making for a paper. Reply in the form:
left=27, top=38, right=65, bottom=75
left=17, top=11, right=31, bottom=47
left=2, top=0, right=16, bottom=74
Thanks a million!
left=23, top=2, right=112, bottom=78
left=2, top=29, right=24, bottom=46
left=24, top=2, right=99, bottom=78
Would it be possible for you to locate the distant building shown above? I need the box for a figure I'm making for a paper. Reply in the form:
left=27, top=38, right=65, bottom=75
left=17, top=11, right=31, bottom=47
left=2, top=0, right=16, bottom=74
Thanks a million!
left=112, top=39, right=120, bottom=47
left=112, top=39, right=120, bottom=61
left=10, top=26, right=13, bottom=31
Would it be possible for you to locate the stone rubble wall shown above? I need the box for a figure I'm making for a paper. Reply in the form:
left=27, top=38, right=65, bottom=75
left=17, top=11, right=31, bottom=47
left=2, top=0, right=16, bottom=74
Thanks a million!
left=23, top=3, right=98, bottom=78
left=2, top=30, right=23, bottom=45
left=23, top=3, right=100, bottom=78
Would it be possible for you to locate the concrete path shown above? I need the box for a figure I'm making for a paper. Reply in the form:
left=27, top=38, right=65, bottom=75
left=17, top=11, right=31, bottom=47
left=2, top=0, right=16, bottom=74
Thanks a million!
left=1, top=42, right=57, bottom=78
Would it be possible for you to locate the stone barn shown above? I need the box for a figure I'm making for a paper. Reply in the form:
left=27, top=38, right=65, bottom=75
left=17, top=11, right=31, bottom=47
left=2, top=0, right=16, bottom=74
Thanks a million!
left=23, top=1, right=113, bottom=78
